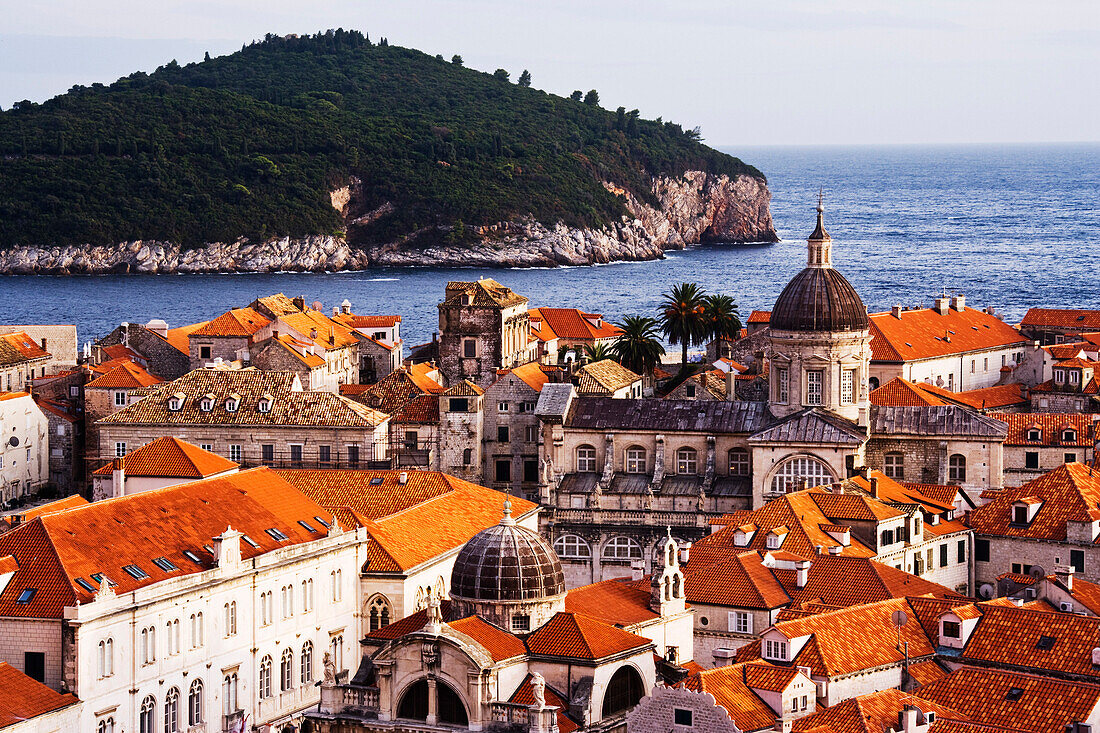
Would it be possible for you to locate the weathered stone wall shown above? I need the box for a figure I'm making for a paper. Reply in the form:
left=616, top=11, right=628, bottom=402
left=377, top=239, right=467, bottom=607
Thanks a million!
left=97, top=323, right=191, bottom=380
left=188, top=335, right=248, bottom=370
left=251, top=340, right=316, bottom=390
left=438, top=303, right=505, bottom=388
left=481, top=377, right=542, bottom=498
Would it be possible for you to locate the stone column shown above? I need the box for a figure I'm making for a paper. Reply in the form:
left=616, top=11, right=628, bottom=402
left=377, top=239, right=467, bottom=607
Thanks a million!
left=427, top=677, right=439, bottom=726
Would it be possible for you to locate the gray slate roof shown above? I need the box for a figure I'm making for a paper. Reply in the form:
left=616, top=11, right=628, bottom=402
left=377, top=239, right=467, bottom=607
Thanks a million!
left=535, top=383, right=575, bottom=421
left=869, top=405, right=1009, bottom=438
left=749, top=408, right=866, bottom=445
left=565, top=398, right=769, bottom=433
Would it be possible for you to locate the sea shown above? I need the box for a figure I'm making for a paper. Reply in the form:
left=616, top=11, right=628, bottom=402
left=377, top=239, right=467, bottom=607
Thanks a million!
left=2, top=143, right=1097, bottom=347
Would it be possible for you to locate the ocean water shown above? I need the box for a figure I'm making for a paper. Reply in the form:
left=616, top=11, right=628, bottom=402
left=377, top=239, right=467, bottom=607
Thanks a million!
left=1, top=143, right=1097, bottom=346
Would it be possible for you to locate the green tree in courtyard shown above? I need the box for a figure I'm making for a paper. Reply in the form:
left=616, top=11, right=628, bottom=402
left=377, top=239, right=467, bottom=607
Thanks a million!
left=660, top=283, right=708, bottom=372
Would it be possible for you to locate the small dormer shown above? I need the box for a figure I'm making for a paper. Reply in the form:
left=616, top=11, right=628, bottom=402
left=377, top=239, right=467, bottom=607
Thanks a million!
left=1026, top=426, right=1042, bottom=442
left=167, top=392, right=186, bottom=411
left=766, top=526, right=788, bottom=550
left=761, top=628, right=811, bottom=664
left=1054, top=368, right=1066, bottom=385
left=1061, top=426, right=1078, bottom=444
left=733, top=524, right=757, bottom=547
left=257, top=393, right=274, bottom=413
left=199, top=392, right=216, bottom=412
left=937, top=606, right=980, bottom=651
left=225, top=393, right=241, bottom=412
left=1011, top=497, right=1042, bottom=526
left=820, top=524, right=851, bottom=547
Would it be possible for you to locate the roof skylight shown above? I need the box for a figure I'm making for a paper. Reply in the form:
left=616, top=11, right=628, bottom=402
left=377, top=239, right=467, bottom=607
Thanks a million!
left=241, top=535, right=259, bottom=548
left=183, top=550, right=203, bottom=564
left=297, top=520, right=317, bottom=533
left=265, top=528, right=289, bottom=542
left=152, top=557, right=179, bottom=573
left=16, top=588, right=37, bottom=603
left=74, top=578, right=97, bottom=593
left=123, top=564, right=149, bottom=580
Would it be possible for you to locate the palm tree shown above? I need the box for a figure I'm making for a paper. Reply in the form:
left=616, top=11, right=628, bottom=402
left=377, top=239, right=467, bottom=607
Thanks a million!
left=660, top=283, right=708, bottom=371
left=610, top=316, right=665, bottom=375
left=583, top=342, right=613, bottom=364
left=703, top=294, right=743, bottom=345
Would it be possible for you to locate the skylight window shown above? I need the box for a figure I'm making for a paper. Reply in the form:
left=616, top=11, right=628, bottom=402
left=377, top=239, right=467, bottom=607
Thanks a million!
left=1036, top=636, right=1056, bottom=650
left=123, top=564, right=149, bottom=580
left=74, top=578, right=97, bottom=593
left=90, top=573, right=116, bottom=587
left=241, top=535, right=259, bottom=548
left=183, top=550, right=203, bottom=564
left=1005, top=688, right=1024, bottom=701
left=16, top=588, right=37, bottom=603
left=203, top=545, right=214, bottom=555
left=315, top=516, right=331, bottom=529
left=370, top=477, right=384, bottom=485
left=298, top=520, right=317, bottom=533
left=265, top=528, right=289, bottom=542
left=152, top=557, right=179, bottom=573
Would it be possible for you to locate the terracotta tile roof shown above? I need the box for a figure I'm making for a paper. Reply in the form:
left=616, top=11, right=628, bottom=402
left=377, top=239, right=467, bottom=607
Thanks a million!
left=870, top=377, right=950, bottom=407
left=909, top=659, right=950, bottom=687
left=574, top=359, right=640, bottom=395
left=100, top=343, right=145, bottom=363
left=85, top=361, right=162, bottom=390
left=32, top=396, right=78, bottom=423
left=990, top=413, right=1096, bottom=447
left=684, top=662, right=782, bottom=733
left=960, top=603, right=1100, bottom=678
left=916, top=666, right=1100, bottom=733
left=683, top=550, right=791, bottom=609
left=280, top=469, right=537, bottom=572
left=392, top=394, right=440, bottom=425
left=969, top=463, right=1100, bottom=542
left=14, top=495, right=89, bottom=522
left=1053, top=357, right=1097, bottom=369
left=277, top=310, right=360, bottom=349
left=100, top=368, right=387, bottom=427
left=525, top=612, right=652, bottom=660
left=1045, top=344, right=1088, bottom=360
left=739, top=597, right=936, bottom=677
left=508, top=673, right=579, bottom=733
left=774, top=554, right=964, bottom=608
left=748, top=310, right=772, bottom=324
left=870, top=307, right=1027, bottom=363
left=792, top=688, right=964, bottom=733
left=1030, top=376, right=1098, bottom=395
left=0, top=332, right=49, bottom=367
left=0, top=391, right=30, bottom=401
left=1055, top=575, right=1100, bottom=615
left=444, top=279, right=528, bottom=308
left=527, top=308, right=622, bottom=341
left=809, top=491, right=906, bottom=521
left=270, top=334, right=326, bottom=367
left=495, top=361, right=561, bottom=393
left=91, top=437, right=237, bottom=478
left=191, top=307, right=270, bottom=338
left=903, top=483, right=965, bottom=508
left=1021, top=308, right=1100, bottom=331
left=449, top=616, right=527, bottom=661
left=0, top=468, right=334, bottom=618
left=407, top=363, right=444, bottom=392
left=0, top=661, right=79, bottom=727
left=334, top=314, right=401, bottom=329
left=744, top=663, right=803, bottom=692
left=843, top=471, right=955, bottom=514
left=251, top=293, right=303, bottom=317
left=351, top=367, right=444, bottom=416
left=163, top=321, right=209, bottom=354
left=565, top=578, right=660, bottom=625
left=920, top=383, right=1029, bottom=411
left=443, top=379, right=485, bottom=396
left=363, top=604, right=452, bottom=641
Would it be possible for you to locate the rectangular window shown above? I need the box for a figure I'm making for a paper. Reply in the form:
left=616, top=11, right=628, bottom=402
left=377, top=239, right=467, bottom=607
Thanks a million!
left=261, top=444, right=274, bottom=466
left=729, top=611, right=752, bottom=634
left=1025, top=452, right=1039, bottom=469
left=289, top=444, right=303, bottom=467
left=200, top=443, right=213, bottom=452
left=463, top=340, right=476, bottom=358
left=114, top=391, right=127, bottom=407
left=495, top=459, right=511, bottom=483
left=939, top=544, right=948, bottom=568
left=840, top=369, right=854, bottom=404
left=1013, top=506, right=1028, bottom=524
left=926, top=548, right=934, bottom=572
left=318, top=445, right=331, bottom=465
left=970, top=359, right=975, bottom=374
left=497, top=426, right=509, bottom=442
left=881, top=529, right=894, bottom=546
left=498, top=402, right=509, bottom=412
left=524, top=459, right=538, bottom=483
left=764, top=639, right=788, bottom=661
left=114, top=442, right=127, bottom=457
left=346, top=445, right=360, bottom=468
left=976, top=539, right=990, bottom=562
left=806, top=370, right=823, bottom=405
left=884, top=453, right=904, bottom=480
left=525, top=425, right=538, bottom=443
left=404, top=431, right=418, bottom=450
left=942, top=621, right=961, bottom=639
left=1072, top=550, right=1085, bottom=573
left=984, top=357, right=989, bottom=371
left=449, top=397, right=469, bottom=412
left=957, top=540, right=966, bottom=563
left=229, top=444, right=242, bottom=463
left=778, top=367, right=789, bottom=404
left=199, top=345, right=212, bottom=360
left=674, top=708, right=693, bottom=727
left=1066, top=452, right=1077, bottom=464
left=24, top=652, right=45, bottom=683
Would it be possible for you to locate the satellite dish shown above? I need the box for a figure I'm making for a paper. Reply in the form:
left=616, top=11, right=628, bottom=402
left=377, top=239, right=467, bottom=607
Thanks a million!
left=7, top=436, right=18, bottom=447
left=891, top=609, right=909, bottom=627
left=1029, top=565, right=1047, bottom=579
left=311, top=300, right=323, bottom=312
left=979, top=583, right=995, bottom=599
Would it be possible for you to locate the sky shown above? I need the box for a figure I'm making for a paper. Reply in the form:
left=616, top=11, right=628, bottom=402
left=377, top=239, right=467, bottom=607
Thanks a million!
left=1, top=0, right=1097, bottom=146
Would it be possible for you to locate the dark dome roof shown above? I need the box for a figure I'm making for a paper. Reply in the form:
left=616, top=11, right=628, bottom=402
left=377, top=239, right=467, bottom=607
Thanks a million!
left=450, top=504, right=565, bottom=602
left=771, top=266, right=869, bottom=332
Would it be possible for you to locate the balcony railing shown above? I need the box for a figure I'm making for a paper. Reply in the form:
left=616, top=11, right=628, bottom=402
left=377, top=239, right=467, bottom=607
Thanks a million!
left=553, top=507, right=710, bottom=527
left=490, top=702, right=530, bottom=726
left=222, top=710, right=243, bottom=733
left=342, top=685, right=380, bottom=710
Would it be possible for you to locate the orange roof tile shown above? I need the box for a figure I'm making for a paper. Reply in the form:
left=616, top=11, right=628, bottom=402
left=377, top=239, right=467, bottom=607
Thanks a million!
left=90, top=437, right=238, bottom=478
left=748, top=310, right=772, bottom=324
left=163, top=321, right=209, bottom=354
left=334, top=314, right=401, bottom=329
left=363, top=603, right=452, bottom=641
left=448, top=616, right=527, bottom=661
left=14, top=495, right=89, bottom=522
left=191, top=308, right=270, bottom=338
left=916, top=666, right=1100, bottom=733
left=528, top=308, right=622, bottom=341
left=920, top=383, right=1029, bottom=410
left=31, top=396, right=78, bottom=423
left=870, top=377, right=950, bottom=406
left=269, top=334, right=325, bottom=367
left=508, top=673, right=579, bottom=733
left=496, top=361, right=560, bottom=393
left=792, top=688, right=964, bottom=733
left=969, top=463, right=1100, bottom=542
left=0, top=662, right=79, bottom=727
left=565, top=578, right=660, bottom=625
left=683, top=551, right=791, bottom=609
left=744, top=663, right=803, bottom=692
left=0, top=332, right=49, bottom=367
left=773, top=554, right=964, bottom=608
left=990, top=412, right=1096, bottom=447
left=960, top=603, right=1100, bottom=678
left=277, top=311, right=360, bottom=350
left=0, top=468, right=334, bottom=618
left=870, top=307, right=1027, bottom=363
left=526, top=612, right=651, bottom=660
left=909, top=659, right=950, bottom=687
left=1021, top=309, right=1100, bottom=331
left=0, top=391, right=30, bottom=401
left=685, top=662, right=782, bottom=733
left=84, top=361, right=162, bottom=390
left=574, top=359, right=640, bottom=395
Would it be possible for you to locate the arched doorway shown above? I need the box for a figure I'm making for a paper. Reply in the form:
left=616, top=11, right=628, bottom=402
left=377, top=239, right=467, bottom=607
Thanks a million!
left=397, top=680, right=428, bottom=721
left=396, top=679, right=469, bottom=725
left=601, top=666, right=645, bottom=718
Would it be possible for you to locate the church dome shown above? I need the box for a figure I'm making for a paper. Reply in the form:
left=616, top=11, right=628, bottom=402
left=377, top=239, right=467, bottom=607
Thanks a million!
left=450, top=501, right=565, bottom=603
left=770, top=203, right=869, bottom=333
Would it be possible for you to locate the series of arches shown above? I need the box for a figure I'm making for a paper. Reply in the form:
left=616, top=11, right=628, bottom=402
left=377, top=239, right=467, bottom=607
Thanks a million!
left=136, top=679, right=203, bottom=733
left=554, top=534, right=686, bottom=562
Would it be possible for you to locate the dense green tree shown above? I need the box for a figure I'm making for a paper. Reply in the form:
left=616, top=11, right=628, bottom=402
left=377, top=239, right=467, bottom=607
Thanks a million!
left=660, top=283, right=708, bottom=371
left=451, top=54, right=463, bottom=65
left=569, top=90, right=583, bottom=102
left=583, top=89, right=600, bottom=106
left=611, top=316, right=665, bottom=376
left=703, top=294, right=742, bottom=344
left=518, top=70, right=531, bottom=87
left=493, top=68, right=510, bottom=82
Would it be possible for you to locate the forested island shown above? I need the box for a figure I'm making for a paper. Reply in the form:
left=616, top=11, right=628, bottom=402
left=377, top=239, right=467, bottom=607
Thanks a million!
left=0, top=30, right=776, bottom=273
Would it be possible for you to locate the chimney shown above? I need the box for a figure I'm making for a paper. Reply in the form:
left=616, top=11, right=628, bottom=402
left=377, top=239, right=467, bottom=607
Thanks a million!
left=399, top=471, right=408, bottom=485
left=795, top=559, right=811, bottom=588
left=679, top=542, right=692, bottom=565
left=828, top=545, right=842, bottom=555
left=831, top=482, right=842, bottom=494
left=892, top=305, right=903, bottom=319
left=934, top=296, right=949, bottom=316
left=40, top=337, right=48, bottom=351
left=341, top=299, right=352, bottom=315
left=815, top=545, right=824, bottom=555
left=310, top=327, right=318, bottom=341
left=1055, top=565, right=1075, bottom=592
left=726, top=367, right=735, bottom=402
left=870, top=476, right=879, bottom=498
left=950, top=294, right=966, bottom=311
left=112, top=457, right=125, bottom=498
left=332, top=306, right=340, bottom=317
left=630, top=560, right=645, bottom=581
left=212, top=526, right=243, bottom=568
left=899, top=706, right=921, bottom=733
left=773, top=719, right=793, bottom=733
left=293, top=295, right=306, bottom=311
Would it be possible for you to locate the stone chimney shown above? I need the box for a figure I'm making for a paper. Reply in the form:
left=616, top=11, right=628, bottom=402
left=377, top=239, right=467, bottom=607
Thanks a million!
left=1054, top=564, right=1075, bottom=591
left=293, top=295, right=307, bottom=311
left=892, top=305, right=903, bottom=319
left=795, top=559, right=811, bottom=588
left=111, top=457, right=125, bottom=499
left=399, top=471, right=408, bottom=485
left=950, top=294, right=966, bottom=312
left=870, top=476, right=879, bottom=498
left=213, top=526, right=244, bottom=568
left=934, top=296, right=949, bottom=316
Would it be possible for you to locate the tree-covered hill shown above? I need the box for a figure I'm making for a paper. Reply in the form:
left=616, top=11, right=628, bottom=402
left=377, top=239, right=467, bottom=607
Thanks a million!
left=0, top=30, right=763, bottom=250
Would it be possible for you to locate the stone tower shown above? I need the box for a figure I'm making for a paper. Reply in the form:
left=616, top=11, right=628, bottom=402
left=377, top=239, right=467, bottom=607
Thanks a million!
left=437, top=279, right=533, bottom=388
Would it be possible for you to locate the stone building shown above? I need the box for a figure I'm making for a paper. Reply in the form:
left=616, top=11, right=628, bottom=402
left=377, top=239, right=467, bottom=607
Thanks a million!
left=1029, top=357, right=1099, bottom=413
left=96, top=368, right=389, bottom=471
left=0, top=332, right=50, bottom=393
left=574, top=359, right=643, bottom=398
left=31, top=396, right=82, bottom=495
left=89, top=436, right=239, bottom=501
left=528, top=307, right=622, bottom=364
left=95, top=320, right=194, bottom=380
left=82, top=361, right=162, bottom=479
left=438, top=279, right=537, bottom=388
left=0, top=325, right=77, bottom=373
left=992, top=413, right=1097, bottom=487
left=332, top=312, right=403, bottom=383
left=345, top=364, right=447, bottom=471
left=1019, top=308, right=1100, bottom=345
left=0, top=392, right=49, bottom=504
left=438, top=380, right=487, bottom=484
left=186, top=306, right=270, bottom=368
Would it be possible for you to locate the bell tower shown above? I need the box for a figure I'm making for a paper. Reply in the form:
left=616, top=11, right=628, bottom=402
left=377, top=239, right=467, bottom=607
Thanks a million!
left=807, top=190, right=832, bottom=268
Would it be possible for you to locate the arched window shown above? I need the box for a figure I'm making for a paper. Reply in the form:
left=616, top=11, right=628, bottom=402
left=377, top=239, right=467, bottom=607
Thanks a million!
left=97, top=718, right=114, bottom=733
left=577, top=445, right=597, bottom=472
left=884, top=452, right=904, bottom=480
left=554, top=534, right=592, bottom=560
left=437, top=681, right=469, bottom=725
left=676, top=448, right=698, bottom=475
left=625, top=446, right=646, bottom=474
left=369, top=596, right=392, bottom=631
left=164, top=687, right=180, bottom=733
left=139, top=696, right=155, bottom=733
left=280, top=648, right=294, bottom=691
left=948, top=454, right=967, bottom=483
left=301, top=641, right=314, bottom=684
left=868, top=377, right=880, bottom=391
left=1063, top=429, right=1078, bottom=443
left=398, top=680, right=430, bottom=721
left=222, top=674, right=238, bottom=716
left=771, top=456, right=833, bottom=494
left=602, top=666, right=645, bottom=717
left=331, top=635, right=344, bottom=673
left=396, top=679, right=468, bottom=725
left=462, top=448, right=473, bottom=465
left=188, top=679, right=203, bottom=726
left=728, top=449, right=750, bottom=476
left=603, top=536, right=643, bottom=561
left=258, top=656, right=273, bottom=699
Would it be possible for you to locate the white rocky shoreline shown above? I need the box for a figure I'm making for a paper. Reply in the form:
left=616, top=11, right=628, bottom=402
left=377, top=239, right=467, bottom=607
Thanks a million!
left=0, top=171, right=776, bottom=275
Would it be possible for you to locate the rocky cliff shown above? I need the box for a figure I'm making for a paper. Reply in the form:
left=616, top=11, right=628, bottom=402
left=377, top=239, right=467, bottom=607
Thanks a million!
left=0, top=171, right=775, bottom=275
